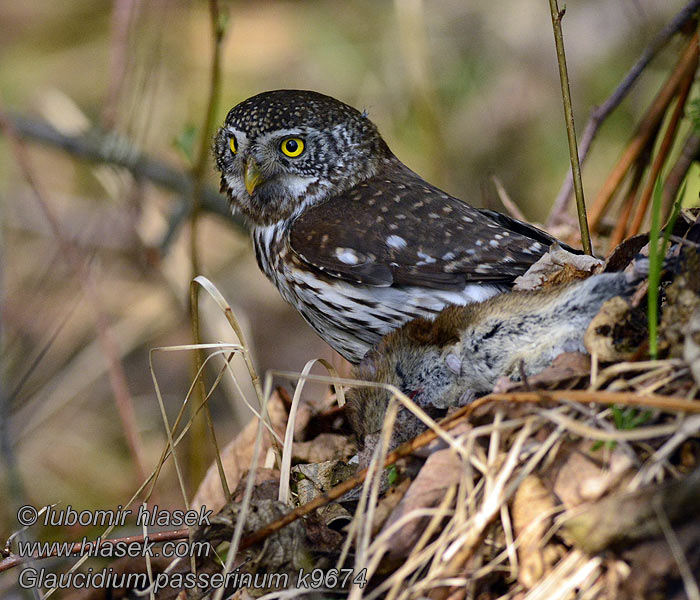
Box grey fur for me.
[347,272,634,445]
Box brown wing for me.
[289,165,572,290]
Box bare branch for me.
[548,0,700,227]
[3,112,246,233]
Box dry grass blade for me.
[523,551,602,600]
[212,376,273,600]
[193,275,265,409]
[278,358,345,505]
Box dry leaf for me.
[371,477,412,536]
[552,442,633,510]
[293,459,356,493]
[294,460,355,529]
[602,234,649,273]
[191,391,287,512]
[513,245,602,291]
[194,498,312,597]
[492,352,590,393]
[293,432,356,463]
[379,449,461,562]
[511,475,557,589]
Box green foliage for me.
[647,177,686,359]
[386,464,398,486]
[591,405,653,451]
[174,124,198,165]
[611,404,652,431]
[647,178,664,359]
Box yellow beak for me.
[244,159,264,196]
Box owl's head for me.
[214,90,392,226]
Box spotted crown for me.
[214,90,578,362]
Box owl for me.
[214,90,574,363]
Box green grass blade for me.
[647,177,664,359]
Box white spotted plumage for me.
[215,90,580,363]
[253,223,502,362]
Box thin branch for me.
[491,176,527,222]
[0,528,190,573]
[627,55,697,237]
[188,0,230,494]
[548,0,700,226]
[548,1,592,254]
[2,112,245,232]
[236,388,700,552]
[587,32,699,232]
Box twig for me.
[0,528,190,573]
[2,112,245,232]
[587,32,699,232]
[102,0,138,129]
[548,0,592,255]
[548,0,700,227]
[236,388,700,551]
[491,176,527,222]
[627,55,697,237]
[188,0,230,489]
[609,157,646,248]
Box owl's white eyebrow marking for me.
[335,247,360,265]
[257,128,307,145]
[224,127,248,143]
[386,235,407,249]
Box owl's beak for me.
[244,159,265,196]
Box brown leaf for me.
[551,442,633,511]
[492,352,590,393]
[230,468,280,502]
[511,475,557,589]
[293,432,356,463]
[513,245,602,291]
[379,449,461,562]
[191,392,287,512]
[371,477,412,536]
[603,234,649,272]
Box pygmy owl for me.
[215,90,574,363]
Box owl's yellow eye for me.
[229,136,237,154]
[280,137,304,157]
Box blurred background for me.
[0,0,694,577]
